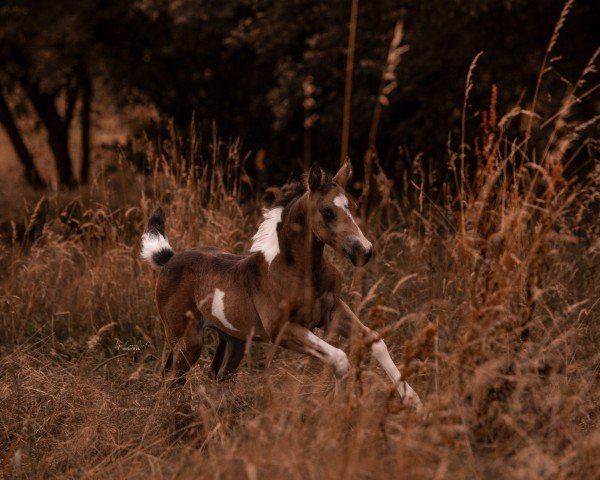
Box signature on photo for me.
[115,339,148,352]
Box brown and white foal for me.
[142,160,422,410]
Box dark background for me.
[0,0,598,191]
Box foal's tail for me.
[141,207,175,269]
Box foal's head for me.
[304,160,373,266]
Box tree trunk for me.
[49,124,76,188]
[22,81,76,188]
[0,87,45,189]
[80,68,92,183]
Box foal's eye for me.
[320,208,335,221]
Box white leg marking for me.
[333,194,372,250]
[304,330,349,378]
[211,288,239,332]
[371,340,422,410]
[250,207,283,266]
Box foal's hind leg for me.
[163,351,173,378]
[209,330,245,381]
[164,314,204,387]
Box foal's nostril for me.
[343,237,373,266]
[351,243,373,266]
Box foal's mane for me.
[251,171,336,261]
[275,180,305,208]
[274,172,335,209]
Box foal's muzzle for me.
[343,236,374,266]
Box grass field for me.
[1,108,599,478]
[1,6,599,476]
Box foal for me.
[142,160,422,410]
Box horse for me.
[141,160,422,411]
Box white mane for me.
[250,207,283,267]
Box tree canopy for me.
[0,0,597,188]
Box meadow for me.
[1,4,599,478]
[1,105,599,478]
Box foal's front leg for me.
[274,322,350,378]
[329,298,423,411]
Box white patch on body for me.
[304,330,349,378]
[211,288,238,332]
[333,194,372,251]
[371,339,422,411]
[250,207,283,266]
[141,232,172,266]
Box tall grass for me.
[1,9,599,480]
[1,110,598,478]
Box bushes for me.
[2,1,597,186]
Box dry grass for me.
[1,15,600,480]
[1,112,599,478]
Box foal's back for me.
[155,246,266,341]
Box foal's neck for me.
[279,194,324,274]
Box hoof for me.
[331,349,350,379]
[400,382,425,415]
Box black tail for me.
[141,207,175,268]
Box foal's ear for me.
[307,163,324,192]
[333,157,353,187]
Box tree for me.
[100,0,597,186]
[0,84,44,188]
[0,0,96,188]
[0,0,596,189]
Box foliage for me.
[0,2,598,477]
[0,0,597,188]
